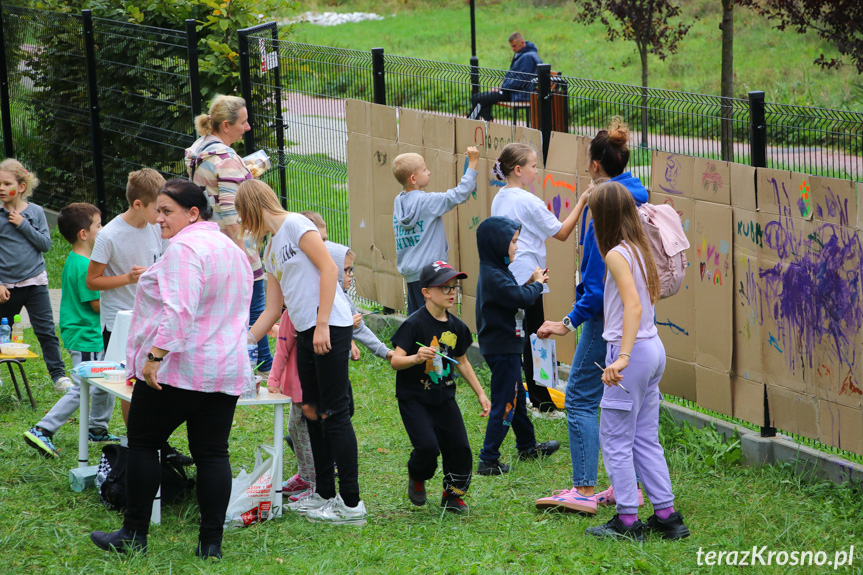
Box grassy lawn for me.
[282,0,860,111]
[1,318,861,574]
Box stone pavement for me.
[18,288,62,329]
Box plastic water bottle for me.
[11,315,24,343]
[0,318,10,344]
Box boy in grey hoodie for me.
[392,147,479,315]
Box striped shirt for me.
[127,221,253,395]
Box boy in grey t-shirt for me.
[392,147,479,315]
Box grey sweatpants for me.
[37,350,116,434]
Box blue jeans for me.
[565,313,605,487]
[480,354,536,463]
[250,279,273,372]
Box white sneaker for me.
[305,494,367,526]
[287,492,331,515]
[53,376,73,392]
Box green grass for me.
[281,0,860,111]
[1,321,862,573]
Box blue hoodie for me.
[501,41,542,102]
[476,217,544,355]
[566,172,649,327]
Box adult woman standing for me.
[90,180,252,558]
[185,95,273,374]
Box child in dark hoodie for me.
[475,216,560,476]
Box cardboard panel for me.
[457,158,489,298]
[397,142,423,159]
[732,247,764,383]
[353,263,376,302]
[347,133,374,268]
[544,131,581,174]
[693,202,733,371]
[733,207,764,257]
[398,108,424,146]
[577,136,593,179]
[459,294,477,334]
[651,151,694,197]
[370,137,400,207]
[436,152,460,272]
[858,183,863,231]
[513,126,544,169]
[345,98,370,134]
[810,175,857,227]
[693,158,731,205]
[369,103,398,140]
[652,193,695,362]
[455,118,488,158]
[423,113,455,152]
[729,162,756,211]
[756,168,808,218]
[732,376,764,427]
[766,386,818,440]
[819,400,863,456]
[696,365,732,417]
[376,273,406,312]
[659,357,696,401]
[485,121,513,161]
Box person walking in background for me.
[468,32,542,122]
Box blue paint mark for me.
[684,219,690,231]
[490,180,505,187]
[719,240,729,254]
[656,318,689,336]
[767,332,783,353]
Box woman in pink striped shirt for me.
[90,179,253,559]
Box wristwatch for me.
[146,352,164,363]
[562,316,577,333]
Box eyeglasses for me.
[343,266,354,276]
[436,284,462,295]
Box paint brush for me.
[594,361,630,394]
[415,342,459,365]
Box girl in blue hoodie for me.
[535,117,650,515]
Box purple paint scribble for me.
[552,195,562,219]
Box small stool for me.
[0,352,38,409]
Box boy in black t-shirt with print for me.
[390,261,491,514]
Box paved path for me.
[18,289,62,329]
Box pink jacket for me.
[267,309,301,401]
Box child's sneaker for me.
[518,440,561,460]
[289,487,313,503]
[585,514,646,542]
[477,459,510,476]
[282,473,311,495]
[441,491,469,514]
[53,376,73,392]
[288,492,331,514]
[535,487,597,515]
[23,427,59,458]
[595,485,645,507]
[646,511,691,540]
[88,428,121,444]
[305,494,367,526]
[408,477,426,506]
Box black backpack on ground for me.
[95,444,195,511]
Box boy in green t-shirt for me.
[23,203,119,458]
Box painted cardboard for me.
[659,357,697,402]
[756,168,808,218]
[435,152,460,273]
[456,158,489,298]
[819,400,863,456]
[544,131,581,174]
[693,157,731,205]
[695,365,732,417]
[347,132,374,268]
[809,175,857,227]
[369,103,398,140]
[398,108,424,146]
[455,118,488,158]
[651,151,694,198]
[732,376,765,427]
[652,193,695,362]
[485,121,514,161]
[513,126,544,169]
[577,136,593,180]
[732,247,764,384]
[766,386,818,440]
[858,183,863,231]
[345,98,370,134]
[459,294,477,334]
[370,137,400,209]
[423,113,455,152]
[729,162,757,211]
[693,202,733,372]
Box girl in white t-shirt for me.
[238,180,367,526]
[583,181,689,542]
[489,143,581,414]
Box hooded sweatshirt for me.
[393,168,478,282]
[476,217,544,356]
[501,41,542,101]
[566,171,649,328]
[325,241,392,359]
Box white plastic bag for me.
[224,444,282,528]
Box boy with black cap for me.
[390,261,491,514]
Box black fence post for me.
[372,47,385,105]
[537,63,552,164]
[0,4,15,158]
[271,25,288,209]
[185,19,201,119]
[470,56,479,99]
[238,27,255,153]
[82,10,106,215]
[749,91,767,168]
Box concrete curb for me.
[364,312,863,488]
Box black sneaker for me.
[162,443,194,466]
[585,514,646,542]
[90,526,148,554]
[408,477,426,506]
[441,491,470,514]
[195,541,223,559]
[646,511,691,540]
[518,440,561,460]
[477,459,510,476]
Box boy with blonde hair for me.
[393,147,479,315]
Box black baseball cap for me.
[420,261,468,288]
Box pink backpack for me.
[637,203,689,299]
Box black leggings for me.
[123,382,238,544]
[295,325,360,507]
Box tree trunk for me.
[639,45,648,149]
[720,0,734,161]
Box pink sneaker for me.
[595,485,645,507]
[535,488,597,515]
[282,474,311,495]
[289,487,313,503]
